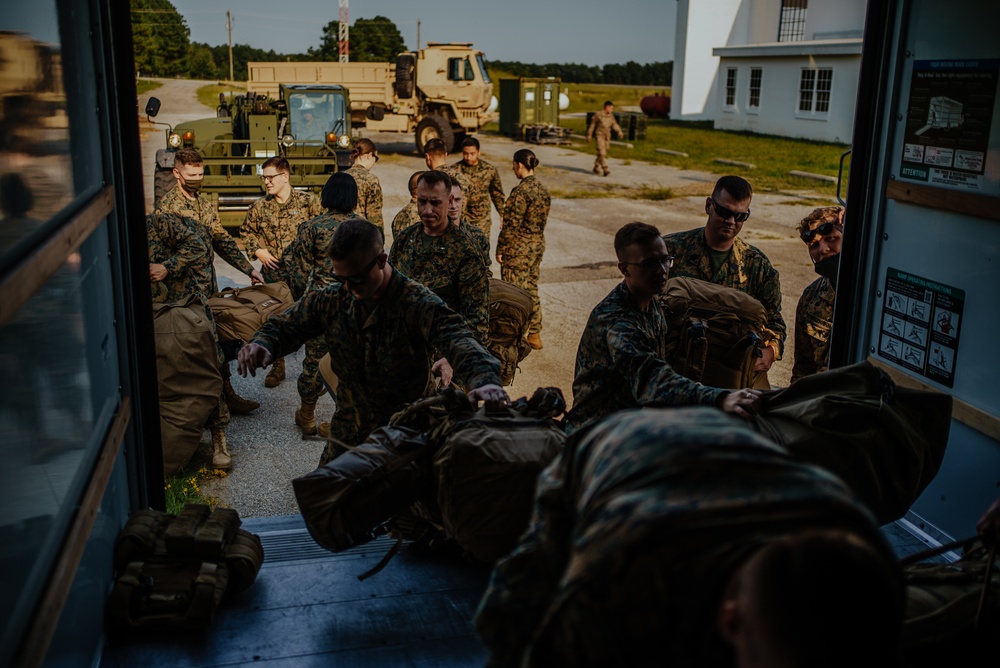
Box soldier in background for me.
[238,218,508,466]
[585,100,623,176]
[563,222,758,436]
[391,170,423,241]
[791,206,844,383]
[423,138,471,218]
[447,175,489,263]
[453,136,505,240]
[239,156,323,389]
[344,138,384,235]
[155,148,264,419]
[496,148,550,351]
[662,175,785,385]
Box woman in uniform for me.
[344,138,384,236]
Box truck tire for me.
[415,116,454,154]
[395,54,415,100]
[153,165,175,210]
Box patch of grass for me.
[560,83,671,114]
[196,82,247,111]
[136,79,162,96]
[549,186,623,199]
[635,186,674,201]
[165,462,228,515]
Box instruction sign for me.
[899,59,998,193]
[878,268,964,387]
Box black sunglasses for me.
[624,255,675,271]
[800,222,843,244]
[331,254,381,285]
[709,198,751,223]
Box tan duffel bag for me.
[208,282,294,343]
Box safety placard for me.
[878,268,964,387]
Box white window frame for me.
[747,67,762,113]
[797,66,832,119]
[724,67,738,111]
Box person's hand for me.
[237,342,272,377]
[249,269,264,285]
[431,357,454,387]
[255,248,280,271]
[976,495,1000,546]
[719,389,762,419]
[754,345,776,372]
[149,263,168,282]
[496,253,503,264]
[467,383,510,412]
[586,137,591,143]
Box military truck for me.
[146,84,353,229]
[247,43,496,154]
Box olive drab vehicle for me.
[145,84,352,230]
[247,43,497,154]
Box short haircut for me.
[261,156,290,174]
[350,137,377,162]
[447,174,462,190]
[513,148,539,171]
[173,148,203,167]
[614,221,662,261]
[328,217,383,260]
[461,136,480,150]
[423,138,447,156]
[797,206,844,238]
[407,171,424,196]
[712,175,753,202]
[321,171,359,213]
[416,169,451,193]
[604,100,614,107]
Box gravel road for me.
[138,79,837,517]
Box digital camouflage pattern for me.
[345,165,384,233]
[391,200,420,240]
[585,109,623,171]
[563,281,725,435]
[460,220,490,264]
[239,189,323,283]
[249,270,501,465]
[476,406,885,667]
[389,222,491,345]
[454,158,505,236]
[791,276,835,384]
[662,227,787,358]
[497,175,550,335]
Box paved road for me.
[139,79,835,517]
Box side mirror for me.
[145,97,161,118]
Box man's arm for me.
[415,288,502,391]
[489,165,506,214]
[456,246,492,346]
[239,200,265,259]
[248,288,328,361]
[148,214,207,277]
[750,256,787,360]
[206,203,256,277]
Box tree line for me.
[131,0,671,86]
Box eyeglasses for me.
[331,254,382,285]
[261,173,287,183]
[624,255,674,271]
[800,222,843,244]
[709,198,751,223]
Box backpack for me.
[208,282,294,343]
[660,276,769,390]
[487,278,533,386]
[106,504,264,631]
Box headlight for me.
[168,133,181,148]
[337,134,350,148]
[281,134,295,148]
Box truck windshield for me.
[288,91,346,141]
[477,54,491,84]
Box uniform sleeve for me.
[586,113,597,140]
[283,223,312,300]
[498,185,526,255]
[250,289,328,358]
[208,205,255,276]
[417,292,501,389]
[239,200,265,257]
[489,166,506,214]
[791,293,817,384]
[155,217,206,275]
[368,176,384,232]
[753,259,787,359]
[456,249,491,346]
[611,117,624,136]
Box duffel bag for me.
[488,278,534,386]
[208,282,294,343]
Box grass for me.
[136,79,162,96]
[560,83,671,115]
[164,458,228,515]
[196,82,248,111]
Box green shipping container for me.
[499,77,562,136]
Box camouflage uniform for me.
[250,269,502,465]
[454,158,505,238]
[391,200,420,241]
[281,210,361,402]
[239,189,323,284]
[563,281,725,435]
[460,220,490,265]
[389,222,491,346]
[439,164,473,218]
[476,406,888,667]
[497,175,550,335]
[585,109,623,173]
[662,227,786,358]
[791,276,835,383]
[345,165,384,234]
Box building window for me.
[748,67,762,109]
[725,68,738,108]
[778,0,808,42]
[799,67,832,115]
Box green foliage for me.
[488,59,672,86]
[559,83,670,114]
[136,79,163,95]
[131,0,190,77]
[196,82,245,110]
[309,15,407,62]
[164,466,226,515]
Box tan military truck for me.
[247,43,496,153]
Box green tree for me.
[187,43,219,80]
[131,0,190,77]
[309,15,407,62]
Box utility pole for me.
[417,18,421,51]
[338,0,349,63]
[227,10,234,81]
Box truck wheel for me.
[153,165,175,209]
[415,116,454,154]
[395,54,415,99]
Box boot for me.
[593,165,601,175]
[317,421,331,438]
[526,332,543,350]
[603,167,611,176]
[224,377,260,414]
[211,428,232,469]
[295,400,318,437]
[264,357,285,388]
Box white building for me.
[672,0,866,143]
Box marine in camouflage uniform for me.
[563,281,727,435]
[440,164,472,217]
[454,157,505,237]
[389,221,491,346]
[391,200,420,240]
[240,189,323,284]
[249,268,502,466]
[792,277,834,383]
[585,103,623,176]
[345,165,384,234]
[497,174,550,336]
[475,407,896,667]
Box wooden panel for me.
[886,179,1000,222]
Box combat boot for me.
[224,377,260,414]
[593,165,601,175]
[211,428,232,469]
[295,399,318,437]
[603,167,611,176]
[264,357,285,388]
[526,332,543,350]
[317,421,331,438]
